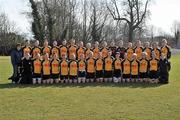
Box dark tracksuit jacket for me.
[159,59,171,84]
[10,48,22,82]
[21,58,33,84]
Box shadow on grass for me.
[0,82,165,89]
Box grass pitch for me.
[0,56,180,120]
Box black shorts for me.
[51,74,59,79]
[104,71,113,78]
[86,73,95,79]
[60,75,68,80]
[33,73,41,78]
[122,74,130,79]
[42,75,50,80]
[78,71,86,77]
[69,75,78,80]
[96,70,103,78]
[131,75,138,78]
[140,72,148,78]
[114,70,121,78]
[149,71,158,79]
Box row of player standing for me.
[21,38,171,61]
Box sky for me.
[0,0,180,38]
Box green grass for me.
[0,56,180,120]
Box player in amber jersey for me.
[22,40,31,57]
[93,41,100,59]
[50,54,60,84]
[78,54,86,83]
[101,41,109,58]
[69,54,78,83]
[95,52,104,83]
[152,42,161,60]
[85,43,93,59]
[86,51,95,83]
[143,42,152,60]
[104,51,114,83]
[42,39,51,55]
[60,54,69,83]
[126,42,134,61]
[31,40,41,59]
[139,52,149,83]
[121,53,131,83]
[149,52,159,83]
[161,39,171,59]
[77,41,86,60]
[59,40,68,58]
[68,39,77,60]
[134,40,143,60]
[113,52,122,83]
[51,40,60,58]
[32,53,42,84]
[130,53,140,82]
[42,53,51,84]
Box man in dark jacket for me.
[9,43,22,83]
[159,54,171,84]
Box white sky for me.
[0,0,180,38]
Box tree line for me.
[29,0,151,44]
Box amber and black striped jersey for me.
[22,46,31,57]
[126,47,134,60]
[130,59,140,75]
[101,47,109,58]
[42,60,51,75]
[69,60,78,76]
[78,60,86,71]
[51,46,60,57]
[85,48,93,59]
[86,58,95,73]
[95,58,104,71]
[139,58,149,73]
[42,46,51,55]
[134,47,143,60]
[149,58,159,71]
[161,45,171,59]
[77,47,86,60]
[113,58,122,70]
[59,45,68,58]
[68,45,77,59]
[93,47,100,59]
[104,56,114,71]
[51,59,60,74]
[121,59,131,75]
[153,48,161,60]
[143,47,152,60]
[60,60,69,76]
[31,46,41,58]
[32,59,42,74]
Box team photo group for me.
[10,38,171,85]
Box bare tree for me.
[107,0,150,42]
[172,21,180,45]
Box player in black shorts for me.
[78,54,86,83]
[139,52,149,83]
[113,52,122,83]
[95,52,104,83]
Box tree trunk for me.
[128,27,134,42]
